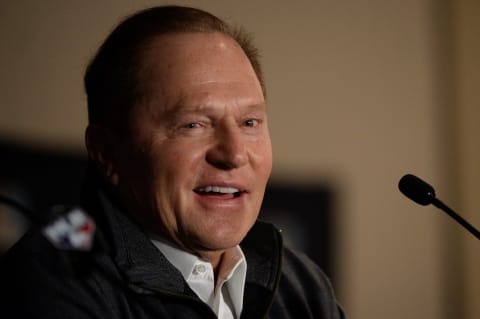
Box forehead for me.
[129,32,265,120]
[137,32,264,107]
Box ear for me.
[85,124,120,186]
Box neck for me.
[197,249,225,275]
[199,246,243,286]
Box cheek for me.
[165,143,200,170]
[263,142,273,172]
[254,136,273,177]
[151,143,204,195]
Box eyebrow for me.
[163,100,267,119]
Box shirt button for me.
[193,264,207,275]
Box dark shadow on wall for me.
[261,183,335,279]
[0,141,88,218]
[0,140,335,280]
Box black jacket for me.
[0,188,345,319]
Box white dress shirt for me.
[151,238,247,319]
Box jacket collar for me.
[85,186,283,301]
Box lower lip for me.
[193,191,247,207]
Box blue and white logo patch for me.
[43,208,96,251]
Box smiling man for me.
[91,31,273,271]
[0,6,344,319]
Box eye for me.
[184,122,202,129]
[244,119,259,127]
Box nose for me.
[206,124,248,170]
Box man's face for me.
[111,32,272,255]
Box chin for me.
[189,213,258,252]
[205,235,241,250]
[196,228,247,252]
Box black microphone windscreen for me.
[398,174,436,206]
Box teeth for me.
[198,186,240,194]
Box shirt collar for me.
[150,238,202,282]
[150,236,247,317]
[221,248,247,316]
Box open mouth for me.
[194,186,244,198]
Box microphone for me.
[398,174,479,240]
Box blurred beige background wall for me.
[0,1,478,318]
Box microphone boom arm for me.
[432,197,480,240]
